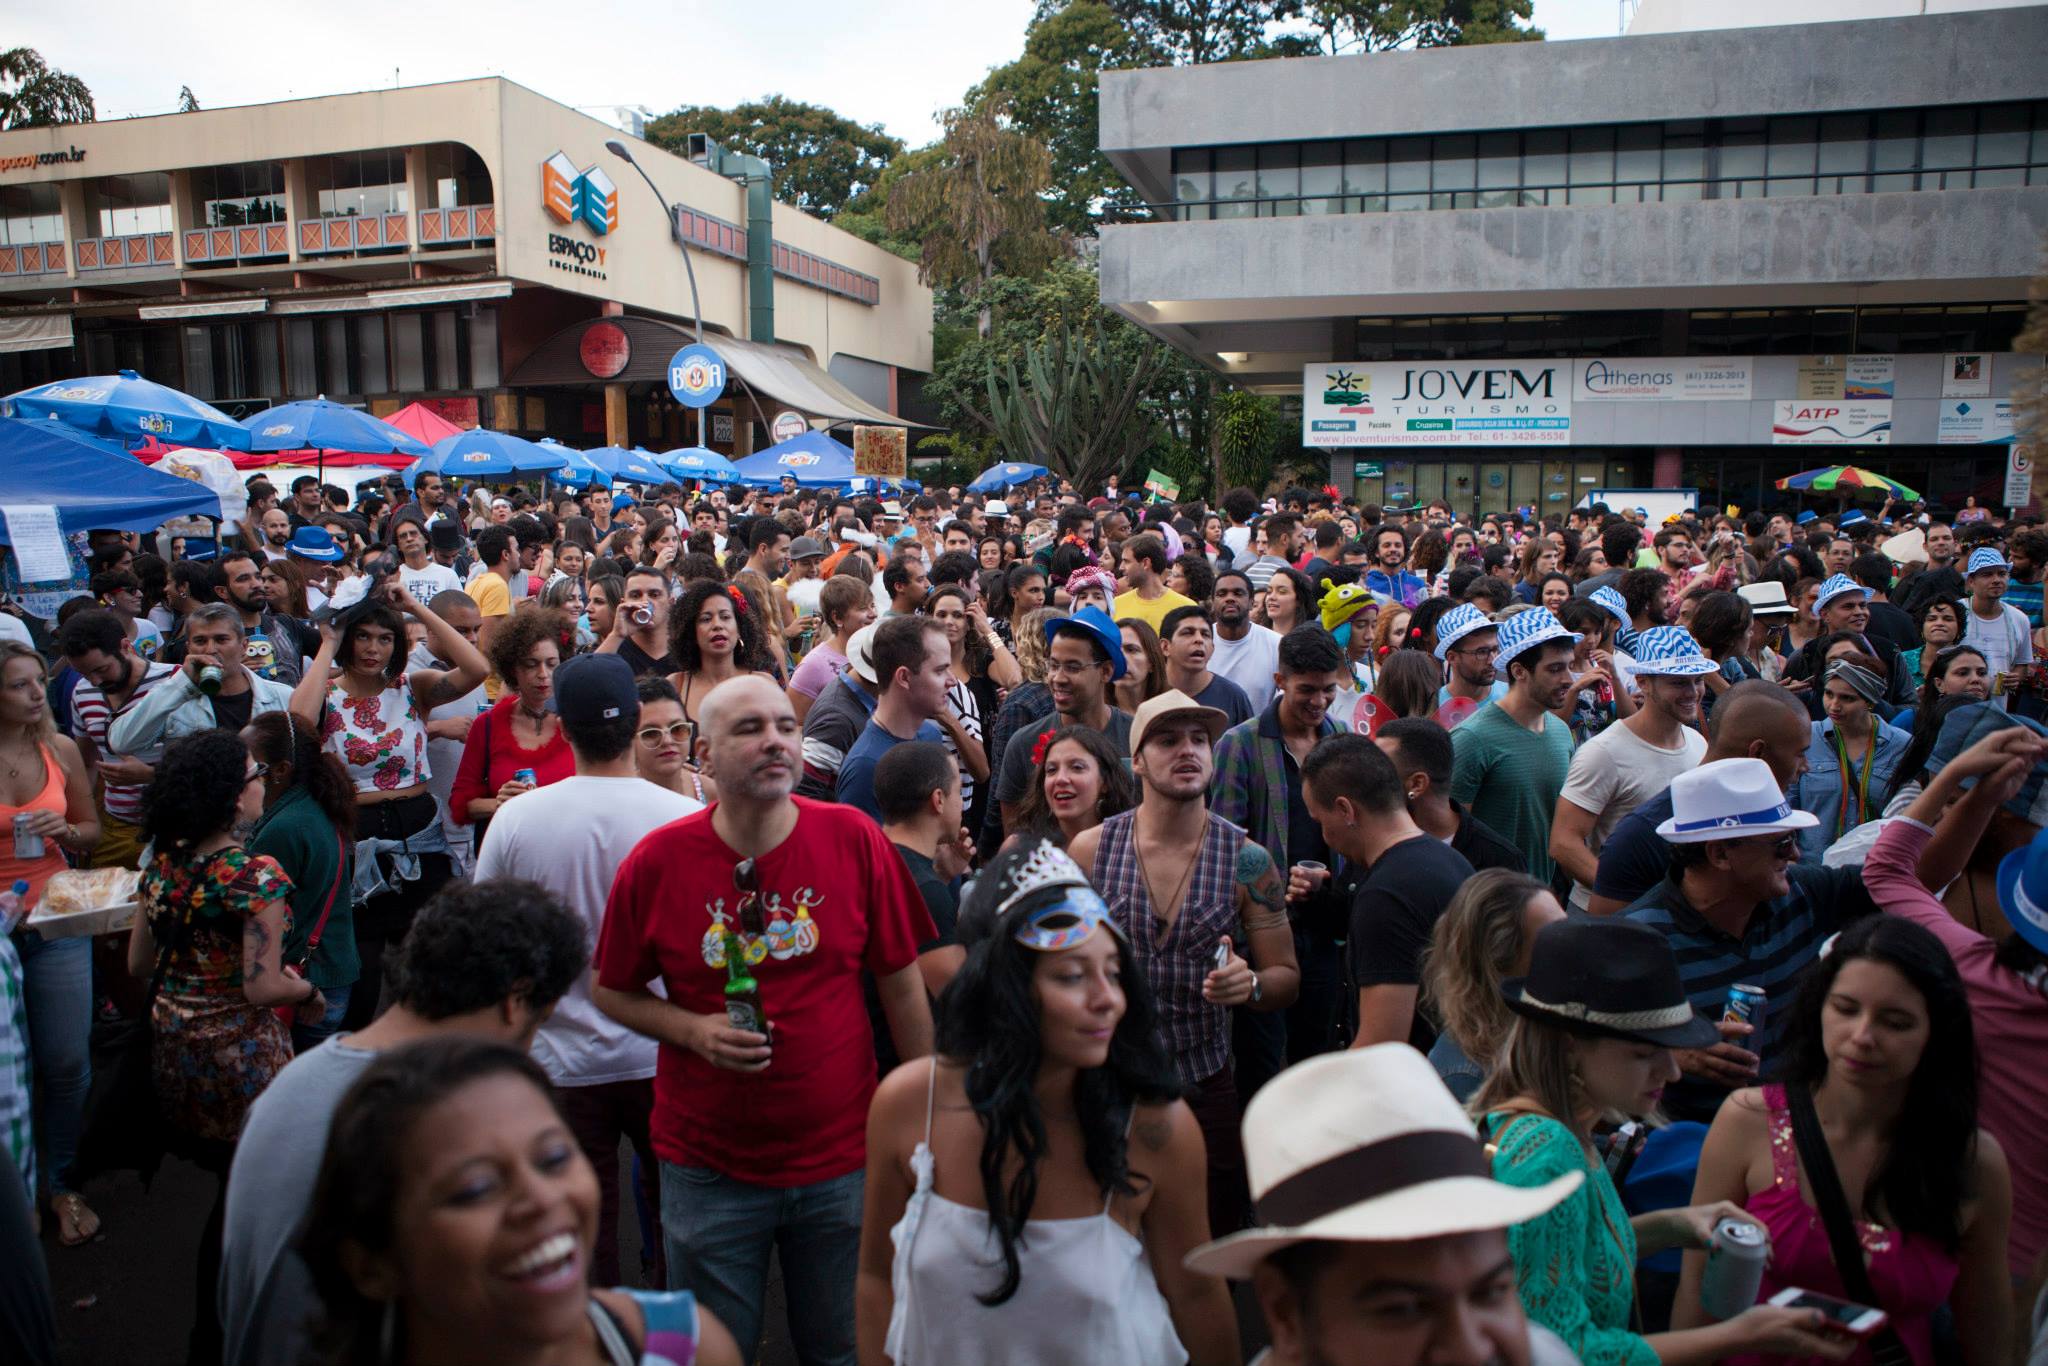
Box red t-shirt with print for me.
[595,796,934,1187]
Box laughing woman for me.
[299,1037,742,1366]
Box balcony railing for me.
[75,232,174,271]
[0,241,65,276]
[298,211,412,256]
[416,204,495,247]
[182,222,291,264]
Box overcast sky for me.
[18,0,1628,145]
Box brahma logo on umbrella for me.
[542,152,618,236]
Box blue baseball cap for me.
[612,492,637,512]
[1999,828,2048,956]
[1043,604,1127,681]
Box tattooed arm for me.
[241,897,318,1012]
[1204,841,1298,1012]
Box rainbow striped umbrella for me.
[1773,465,1919,502]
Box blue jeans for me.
[659,1161,863,1366]
[13,931,89,1196]
[289,982,351,1055]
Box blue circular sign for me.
[666,343,727,409]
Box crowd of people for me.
[3,463,2048,1366]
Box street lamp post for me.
[605,139,709,450]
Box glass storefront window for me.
[89,173,173,236]
[0,183,61,244]
[311,149,410,218]
[193,162,286,227]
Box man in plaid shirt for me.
[1213,626,1351,1091]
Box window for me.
[1174,149,1212,221]
[1213,147,1255,219]
[1344,139,1385,212]
[311,149,410,218]
[1300,143,1343,215]
[1387,137,1429,211]
[1567,127,1614,205]
[1522,130,1566,204]
[0,183,61,245]
[1476,132,1519,207]
[422,144,492,209]
[192,163,286,228]
[1257,144,1299,216]
[1431,134,1475,210]
[89,173,172,236]
[1816,115,1869,194]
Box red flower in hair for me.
[1031,729,1055,767]
[726,585,748,614]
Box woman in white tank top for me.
[854,839,1241,1366]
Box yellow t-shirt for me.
[1112,587,1197,634]
[470,572,510,698]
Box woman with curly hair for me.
[731,569,788,679]
[1004,726,1135,851]
[664,578,776,756]
[449,605,576,840]
[129,729,325,1360]
[856,840,1234,1366]
[291,583,489,1032]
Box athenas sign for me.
[1302,362,1571,447]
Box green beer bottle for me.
[722,929,769,1043]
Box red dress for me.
[447,695,575,825]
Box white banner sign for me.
[1943,353,1992,398]
[0,504,71,582]
[1573,357,1752,402]
[1937,399,2015,445]
[1770,401,1893,445]
[1302,362,1570,447]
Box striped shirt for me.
[1622,864,1874,1125]
[71,661,177,823]
[1091,809,1245,1087]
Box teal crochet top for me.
[1488,1112,1657,1366]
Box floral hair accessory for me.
[725,585,749,614]
[1031,729,1055,767]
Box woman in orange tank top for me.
[0,641,103,1246]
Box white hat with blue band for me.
[1655,757,1819,844]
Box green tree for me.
[646,95,903,222]
[835,143,942,262]
[885,98,1063,338]
[176,85,200,112]
[1298,0,1541,52]
[1098,0,1313,64]
[0,48,94,130]
[973,1,1155,234]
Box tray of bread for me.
[24,868,141,940]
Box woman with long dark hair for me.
[1005,726,1136,851]
[664,579,776,754]
[298,1036,742,1366]
[1899,598,1964,691]
[1253,566,1314,637]
[1691,589,1756,721]
[243,709,359,1053]
[1889,642,1989,740]
[1674,915,2011,1363]
[1115,619,1167,715]
[855,841,1233,1365]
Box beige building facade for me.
[0,78,933,452]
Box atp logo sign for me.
[542,152,618,236]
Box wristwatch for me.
[1248,971,1262,1005]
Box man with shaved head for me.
[1586,680,1814,915]
[594,675,936,1365]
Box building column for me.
[56,179,86,281]
[167,169,194,267]
[284,158,313,263]
[1653,447,1683,487]
[604,382,629,448]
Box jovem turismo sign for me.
[1303,362,1571,448]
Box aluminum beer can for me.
[1723,982,1766,1029]
[12,812,44,861]
[1699,1216,1768,1320]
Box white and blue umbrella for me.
[731,430,857,488]
[590,445,680,485]
[6,369,253,450]
[966,461,1050,494]
[658,445,742,484]
[539,440,614,490]
[242,397,431,458]
[406,429,569,486]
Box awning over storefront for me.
[0,313,72,354]
[504,314,929,428]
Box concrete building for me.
[0,78,931,452]
[1098,5,2048,517]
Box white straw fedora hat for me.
[1183,1044,1581,1280]
[1654,756,1818,844]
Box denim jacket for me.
[106,668,296,754]
[1789,717,1914,861]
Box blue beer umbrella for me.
[587,445,680,485]
[6,369,253,450]
[241,397,432,458]
[407,429,570,486]
[540,440,614,490]
[732,430,858,488]
[966,461,1050,494]
[0,417,224,538]
[656,446,741,484]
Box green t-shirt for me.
[1450,701,1575,884]
[249,787,358,991]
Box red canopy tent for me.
[381,401,467,445]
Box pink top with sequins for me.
[1726,1084,1957,1366]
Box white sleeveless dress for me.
[885,1059,1188,1366]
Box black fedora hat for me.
[1500,919,1719,1049]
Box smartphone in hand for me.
[1766,1287,1888,1336]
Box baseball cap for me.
[546,652,638,726]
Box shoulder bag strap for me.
[1785,1083,1914,1366]
[585,1294,640,1366]
[301,831,347,954]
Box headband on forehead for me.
[1824,659,1885,707]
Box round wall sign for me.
[771,410,808,443]
[666,343,727,409]
[579,322,631,380]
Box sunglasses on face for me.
[636,721,691,747]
